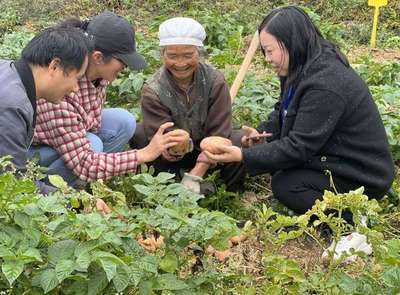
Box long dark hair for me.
[258,6,348,90]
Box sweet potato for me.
[200,136,232,154]
[214,249,231,262]
[138,235,164,252]
[230,234,247,245]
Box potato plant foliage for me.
[0,159,241,294]
[0,0,399,293]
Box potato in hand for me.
[168,129,191,156]
[200,136,232,154]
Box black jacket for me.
[242,47,395,192]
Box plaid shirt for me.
[34,76,138,182]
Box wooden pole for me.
[230,30,259,103]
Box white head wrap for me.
[159,17,206,47]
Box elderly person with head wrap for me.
[130,17,244,194]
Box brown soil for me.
[224,237,265,278]
[345,46,400,62]
[279,237,324,273]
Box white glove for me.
[180,172,203,194]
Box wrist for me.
[190,162,210,177]
[136,147,150,164]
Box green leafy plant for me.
[353,56,400,87]
[0,31,34,59]
[0,8,18,37]
[0,159,240,294]
[262,255,306,294]
[229,71,280,126]
[370,85,400,161]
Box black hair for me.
[258,6,348,89]
[21,26,92,72]
[58,17,112,61]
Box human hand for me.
[241,125,271,147]
[196,151,216,166]
[167,129,193,156]
[203,145,243,163]
[200,136,232,154]
[137,122,186,163]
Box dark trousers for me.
[271,168,387,215]
[130,124,246,192]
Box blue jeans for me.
[28,108,136,186]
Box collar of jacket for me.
[13,58,37,127]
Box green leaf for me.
[2,260,24,285]
[137,255,159,274]
[48,175,69,191]
[264,285,281,295]
[40,269,59,293]
[138,280,153,295]
[23,203,42,216]
[38,195,66,213]
[22,248,42,262]
[0,246,14,258]
[88,264,108,295]
[159,254,178,273]
[98,258,117,282]
[382,266,400,287]
[155,172,175,184]
[134,184,152,196]
[48,240,76,265]
[112,266,130,292]
[103,231,122,246]
[129,263,143,287]
[23,228,41,247]
[85,226,105,240]
[14,211,31,228]
[93,251,126,265]
[152,273,188,290]
[62,280,88,295]
[74,240,104,257]
[55,259,75,282]
[75,251,91,272]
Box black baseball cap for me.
[87,11,146,70]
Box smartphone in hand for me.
[246,133,272,140]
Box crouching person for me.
[0,25,90,194]
[30,12,185,187]
[130,17,245,194]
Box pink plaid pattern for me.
[34,76,137,182]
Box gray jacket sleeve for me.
[0,106,31,171]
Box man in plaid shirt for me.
[30,12,184,186]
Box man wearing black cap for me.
[29,11,181,186]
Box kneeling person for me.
[130,17,244,193]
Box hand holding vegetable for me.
[203,144,243,163]
[168,129,193,156]
[137,122,186,163]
